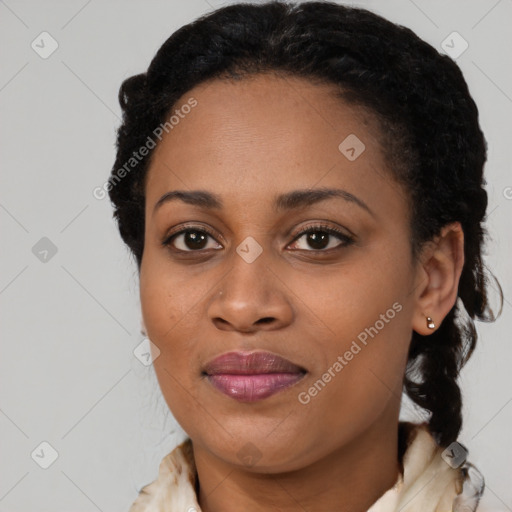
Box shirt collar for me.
[129,422,484,512]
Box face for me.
[140,73,421,472]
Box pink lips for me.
[203,351,306,402]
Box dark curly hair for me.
[108,1,502,447]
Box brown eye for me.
[288,225,354,252]
[163,228,222,252]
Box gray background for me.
[1,0,511,510]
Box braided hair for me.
[108,1,502,447]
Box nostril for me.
[258,317,274,324]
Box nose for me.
[207,254,294,333]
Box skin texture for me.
[139,73,464,512]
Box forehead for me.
[144,73,393,210]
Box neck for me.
[193,412,402,512]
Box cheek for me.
[139,253,200,339]
[140,281,177,340]
[294,312,411,446]
[291,251,412,408]
[288,248,411,344]
[139,260,202,420]
[139,255,212,382]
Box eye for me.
[288,224,355,252]
[162,226,222,252]
[162,223,355,254]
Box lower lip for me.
[206,373,305,402]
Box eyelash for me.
[161,223,355,254]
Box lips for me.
[203,351,307,402]
[203,351,306,375]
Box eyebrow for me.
[152,187,374,217]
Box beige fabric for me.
[130,438,200,512]
[129,423,477,512]
[366,424,463,512]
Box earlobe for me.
[412,222,465,336]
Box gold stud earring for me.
[426,316,435,329]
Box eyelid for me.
[162,221,355,253]
[290,222,354,243]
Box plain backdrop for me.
[1,0,511,510]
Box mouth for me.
[202,350,307,402]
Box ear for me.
[412,222,465,335]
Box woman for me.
[108,2,502,510]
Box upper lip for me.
[203,351,307,375]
